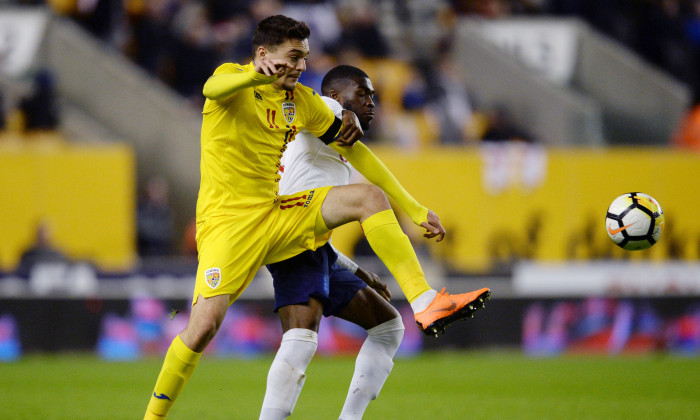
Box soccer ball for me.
[605,192,664,250]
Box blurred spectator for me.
[122,0,177,77]
[335,0,389,58]
[221,0,283,63]
[207,0,250,23]
[401,69,429,111]
[212,13,259,64]
[481,105,532,143]
[0,90,5,131]
[249,0,283,22]
[686,0,700,46]
[421,54,478,145]
[72,0,121,41]
[137,176,175,257]
[392,65,437,148]
[18,69,60,132]
[165,1,219,105]
[672,103,700,150]
[16,221,69,278]
[343,56,427,146]
[637,0,699,97]
[297,51,336,92]
[181,217,198,258]
[281,0,341,54]
[683,0,700,97]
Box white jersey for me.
[279,96,353,195]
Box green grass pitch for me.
[2,351,699,419]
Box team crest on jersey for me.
[204,268,221,289]
[282,102,296,124]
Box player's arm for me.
[309,96,364,148]
[314,109,364,146]
[330,244,391,302]
[329,140,423,223]
[337,110,363,146]
[202,59,290,102]
[356,267,391,302]
[328,140,444,240]
[331,243,359,273]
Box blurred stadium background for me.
[1,0,700,418]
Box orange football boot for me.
[414,287,491,337]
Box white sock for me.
[410,289,438,313]
[260,328,318,420]
[339,317,405,420]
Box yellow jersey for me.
[196,62,341,220]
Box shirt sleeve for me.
[329,243,359,273]
[202,62,276,102]
[322,96,344,118]
[306,90,342,144]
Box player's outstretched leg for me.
[413,287,491,337]
[359,209,491,335]
[322,184,490,336]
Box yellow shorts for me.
[193,186,333,306]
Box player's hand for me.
[355,267,391,302]
[255,57,293,78]
[337,109,363,146]
[421,209,446,242]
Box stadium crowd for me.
[4,0,700,148]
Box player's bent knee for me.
[363,184,388,204]
[368,317,405,354]
[365,287,401,321]
[182,304,227,351]
[181,318,221,352]
[358,184,390,215]
[386,306,401,322]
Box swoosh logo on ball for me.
[608,223,635,235]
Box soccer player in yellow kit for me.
[144,15,489,419]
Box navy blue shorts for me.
[266,242,367,317]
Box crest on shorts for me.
[205,268,221,289]
[282,102,296,124]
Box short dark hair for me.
[321,65,370,96]
[252,15,311,58]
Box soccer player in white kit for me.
[260,65,490,420]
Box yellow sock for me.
[361,209,431,302]
[144,335,202,419]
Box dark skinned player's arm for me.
[329,141,429,226]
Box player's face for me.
[266,38,309,91]
[338,77,375,130]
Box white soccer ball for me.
[605,192,664,250]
